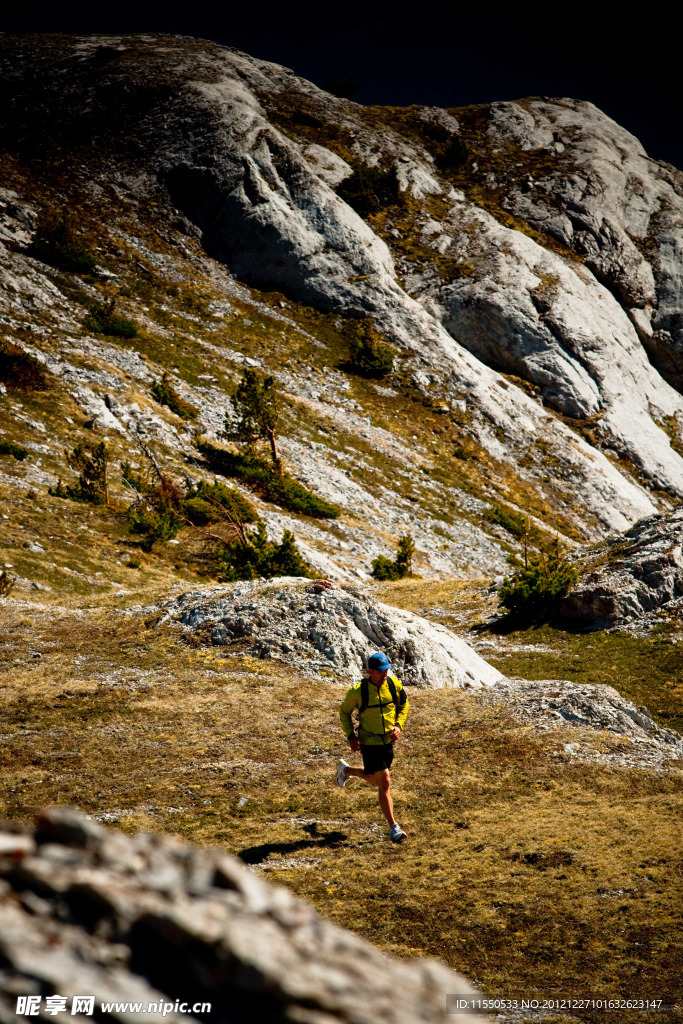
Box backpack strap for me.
[359,677,370,716]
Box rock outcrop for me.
[560,505,683,628]
[163,578,503,688]
[487,99,683,393]
[485,678,683,764]
[0,807,482,1024]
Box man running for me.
[336,652,409,843]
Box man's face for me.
[368,667,388,686]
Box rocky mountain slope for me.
[2,33,683,596]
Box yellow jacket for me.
[339,673,409,746]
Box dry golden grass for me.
[1,601,681,1023]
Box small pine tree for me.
[31,211,97,274]
[52,440,110,504]
[347,319,395,379]
[214,522,314,582]
[85,299,137,339]
[371,534,416,581]
[498,540,578,617]
[0,339,49,391]
[226,369,282,474]
[394,535,415,577]
[126,478,184,551]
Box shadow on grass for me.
[238,828,348,865]
[473,611,608,636]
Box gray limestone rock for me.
[0,808,483,1024]
[162,578,503,688]
[560,504,683,628]
[485,678,683,763]
[486,98,683,393]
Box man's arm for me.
[395,684,409,733]
[339,686,360,742]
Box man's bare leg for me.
[344,766,395,826]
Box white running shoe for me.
[389,823,406,843]
[336,759,349,788]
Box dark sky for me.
[4,2,683,169]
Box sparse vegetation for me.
[182,479,258,527]
[85,299,138,338]
[345,319,396,379]
[0,339,49,391]
[151,372,198,420]
[0,605,680,1019]
[337,162,402,217]
[499,541,578,617]
[371,534,416,580]
[214,521,315,581]
[0,439,29,460]
[197,439,341,519]
[30,210,96,274]
[485,503,527,539]
[51,440,110,505]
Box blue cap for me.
[368,652,390,671]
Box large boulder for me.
[0,808,483,1024]
[162,578,503,688]
[560,505,683,628]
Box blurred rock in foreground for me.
[0,808,482,1024]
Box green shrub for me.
[196,440,341,519]
[0,439,30,460]
[337,163,402,217]
[214,521,315,581]
[126,505,181,551]
[183,479,258,526]
[226,368,281,471]
[346,319,395,379]
[434,138,469,170]
[485,503,527,539]
[0,339,49,391]
[498,543,578,617]
[371,535,415,580]
[120,461,149,494]
[85,299,137,339]
[51,440,110,505]
[30,211,96,274]
[126,478,184,551]
[151,372,198,420]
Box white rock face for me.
[415,201,683,493]
[163,578,503,688]
[487,98,683,392]
[561,505,683,628]
[302,143,353,187]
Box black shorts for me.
[361,743,394,775]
